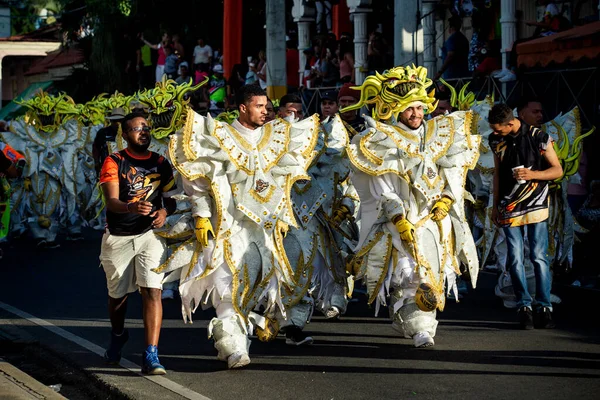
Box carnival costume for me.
[153,109,320,367]
[344,66,480,347]
[0,92,83,243]
[265,114,357,340]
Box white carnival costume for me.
[154,109,319,367]
[272,114,357,334]
[1,93,83,242]
[344,66,480,347]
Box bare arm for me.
[513,140,564,181]
[143,38,159,50]
[537,141,563,180]
[101,181,153,215]
[435,51,455,79]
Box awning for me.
[0,81,53,120]
[517,21,600,68]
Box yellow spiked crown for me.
[340,65,438,121]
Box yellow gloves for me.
[431,197,453,221]
[24,177,32,191]
[194,217,214,247]
[332,204,351,224]
[394,217,415,242]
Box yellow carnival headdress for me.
[439,79,476,111]
[340,65,438,121]
[138,76,207,139]
[18,91,79,133]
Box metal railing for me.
[432,68,598,130]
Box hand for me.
[431,197,453,221]
[150,208,167,229]
[513,167,536,181]
[433,71,442,81]
[491,207,500,227]
[195,217,214,247]
[128,201,153,216]
[332,205,350,224]
[24,177,32,191]
[395,217,415,242]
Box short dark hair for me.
[280,94,302,107]
[121,112,147,132]
[516,97,542,113]
[488,104,515,125]
[237,84,267,108]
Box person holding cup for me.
[488,104,563,330]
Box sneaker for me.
[227,351,251,369]
[285,326,314,346]
[324,306,340,319]
[161,289,175,300]
[518,306,534,330]
[104,329,129,364]
[142,345,166,375]
[534,307,556,329]
[413,331,434,348]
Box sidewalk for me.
[0,358,67,400]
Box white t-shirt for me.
[193,45,213,64]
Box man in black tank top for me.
[99,113,177,375]
[489,104,563,330]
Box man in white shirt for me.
[193,38,213,73]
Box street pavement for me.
[1,230,599,400]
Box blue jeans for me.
[503,221,552,310]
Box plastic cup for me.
[512,165,526,184]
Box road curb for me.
[0,358,67,400]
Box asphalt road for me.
[1,230,599,400]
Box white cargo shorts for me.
[99,230,166,298]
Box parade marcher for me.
[4,92,82,248]
[273,112,356,346]
[344,65,480,348]
[277,93,304,120]
[99,113,177,375]
[320,90,339,120]
[488,104,563,330]
[337,83,365,136]
[265,98,276,122]
[0,146,23,250]
[93,107,126,176]
[154,85,320,368]
[517,98,544,127]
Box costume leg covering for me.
[209,303,251,368]
[390,287,438,338]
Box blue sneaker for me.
[104,329,129,364]
[142,345,166,375]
